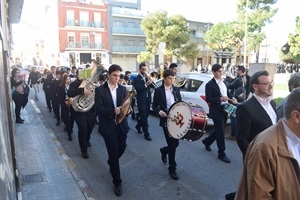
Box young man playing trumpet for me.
[132,62,153,141]
[152,69,182,180]
[95,64,129,196]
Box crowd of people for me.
[10,62,300,198]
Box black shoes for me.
[218,155,231,163]
[68,135,72,141]
[56,120,60,126]
[160,148,167,163]
[169,171,179,180]
[82,152,89,159]
[144,134,152,141]
[87,142,92,147]
[202,140,212,151]
[135,125,142,134]
[114,184,122,196]
[16,119,24,124]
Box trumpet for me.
[37,75,47,82]
[145,70,159,88]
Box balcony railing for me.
[65,20,104,28]
[66,42,103,49]
[112,27,145,35]
[112,7,148,18]
[112,45,146,53]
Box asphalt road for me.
[30,86,243,200]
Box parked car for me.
[150,72,230,126]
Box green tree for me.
[280,17,300,63]
[140,10,199,62]
[137,51,151,63]
[204,21,244,64]
[237,0,278,63]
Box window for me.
[113,39,124,46]
[91,0,104,5]
[128,22,134,28]
[190,79,203,92]
[80,11,89,26]
[62,0,76,2]
[113,21,124,27]
[81,35,89,48]
[128,40,135,46]
[67,34,75,47]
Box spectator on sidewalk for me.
[235,88,300,200]
[27,66,41,101]
[11,68,29,123]
[277,73,300,119]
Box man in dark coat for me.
[95,64,129,196]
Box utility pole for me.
[243,0,248,67]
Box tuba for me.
[71,60,106,112]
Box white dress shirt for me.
[253,94,277,125]
[283,119,300,166]
[108,83,118,108]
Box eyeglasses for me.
[257,81,274,86]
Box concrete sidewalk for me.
[14,99,87,200]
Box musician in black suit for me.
[152,69,182,180]
[132,62,153,141]
[67,64,95,159]
[43,65,56,112]
[224,71,278,200]
[95,64,129,196]
[202,64,237,163]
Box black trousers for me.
[203,112,228,156]
[74,111,95,153]
[103,126,127,186]
[136,102,150,135]
[61,103,72,135]
[44,89,53,109]
[52,96,60,121]
[162,127,179,172]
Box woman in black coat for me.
[11,68,29,123]
[57,75,73,141]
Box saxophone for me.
[71,60,106,112]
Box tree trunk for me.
[255,46,260,63]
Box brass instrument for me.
[115,90,136,124]
[37,75,47,82]
[71,60,106,112]
[65,97,73,107]
[174,76,187,87]
[145,70,159,88]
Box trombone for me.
[145,70,159,88]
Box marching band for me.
[23,61,208,196]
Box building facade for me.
[107,0,147,72]
[58,0,109,67]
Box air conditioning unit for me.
[89,31,95,36]
[74,20,79,26]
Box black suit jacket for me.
[152,85,182,127]
[95,82,129,136]
[236,96,277,157]
[132,74,151,105]
[205,78,232,119]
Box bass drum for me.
[166,101,207,141]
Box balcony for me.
[65,20,104,28]
[112,27,145,35]
[112,45,146,53]
[112,7,148,18]
[66,42,103,49]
